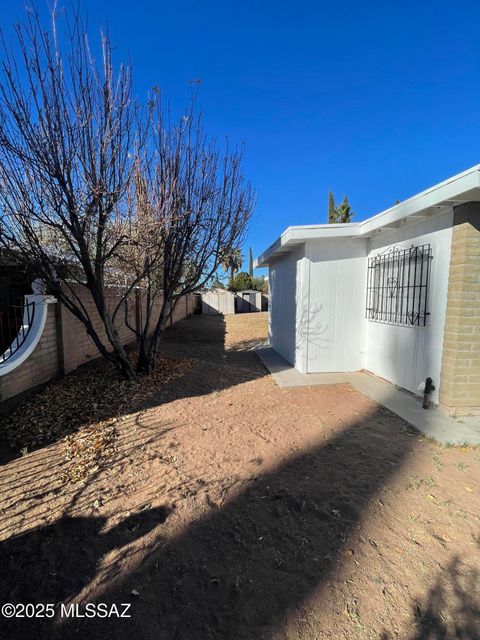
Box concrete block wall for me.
[60,285,141,374]
[439,203,480,415]
[0,287,199,403]
[170,296,189,325]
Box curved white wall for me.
[0,295,54,377]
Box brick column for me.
[439,202,480,416]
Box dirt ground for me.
[0,312,479,640]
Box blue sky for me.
[2,1,480,276]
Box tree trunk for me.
[136,336,151,374]
[87,322,136,379]
[55,286,137,380]
[135,301,169,374]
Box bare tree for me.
[131,96,254,373]
[0,6,144,377]
[0,7,254,378]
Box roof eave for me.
[255,164,480,267]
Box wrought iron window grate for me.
[366,244,432,326]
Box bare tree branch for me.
[0,7,254,378]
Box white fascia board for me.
[254,236,283,268]
[286,224,361,241]
[254,224,361,267]
[255,164,480,267]
[358,164,480,236]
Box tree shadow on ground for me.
[382,556,480,640]
[0,506,171,639]
[0,314,267,464]
[0,417,185,545]
[139,314,267,411]
[1,399,424,640]
[2,314,473,639]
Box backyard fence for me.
[0,285,200,404]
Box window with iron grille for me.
[366,244,432,326]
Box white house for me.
[255,165,480,416]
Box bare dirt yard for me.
[0,312,479,640]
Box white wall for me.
[364,210,453,402]
[269,245,306,368]
[267,210,452,402]
[305,239,368,373]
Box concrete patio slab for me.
[256,347,480,446]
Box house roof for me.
[255,164,480,267]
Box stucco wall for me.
[364,210,453,403]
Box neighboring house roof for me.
[255,164,480,267]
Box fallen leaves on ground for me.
[64,419,118,483]
[2,352,198,482]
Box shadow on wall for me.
[0,395,454,640]
[296,300,332,368]
[293,268,429,394]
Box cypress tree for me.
[249,246,254,277]
[328,191,338,223]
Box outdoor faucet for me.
[422,377,435,410]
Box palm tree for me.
[337,195,354,223]
[221,247,243,279]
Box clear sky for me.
[2,1,480,276]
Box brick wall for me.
[439,202,480,416]
[0,287,200,404]
[60,284,142,374]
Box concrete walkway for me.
[256,347,480,446]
